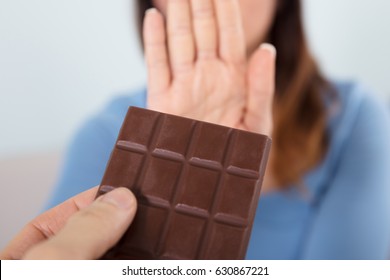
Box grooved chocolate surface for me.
[97,107,271,260]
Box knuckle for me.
[147,57,169,68]
[197,50,217,60]
[145,40,166,48]
[193,7,214,20]
[172,61,193,74]
[147,60,168,70]
[168,23,192,36]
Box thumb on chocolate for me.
[23,188,137,260]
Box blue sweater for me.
[47,81,390,259]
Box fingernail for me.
[260,43,277,57]
[146,8,158,15]
[100,188,135,210]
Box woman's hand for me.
[144,0,276,135]
[0,187,137,260]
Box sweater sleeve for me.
[302,93,390,259]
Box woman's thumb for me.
[246,43,276,135]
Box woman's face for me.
[152,0,278,55]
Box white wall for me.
[303,0,390,101]
[0,0,146,158]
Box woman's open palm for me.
[144,0,275,135]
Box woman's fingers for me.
[214,0,246,63]
[191,0,217,60]
[23,188,137,260]
[246,43,276,135]
[144,8,171,98]
[167,0,195,75]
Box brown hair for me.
[135,0,334,188]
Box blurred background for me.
[1,0,390,250]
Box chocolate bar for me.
[97,107,271,259]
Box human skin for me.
[153,0,277,55]
[144,0,277,135]
[0,187,137,260]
